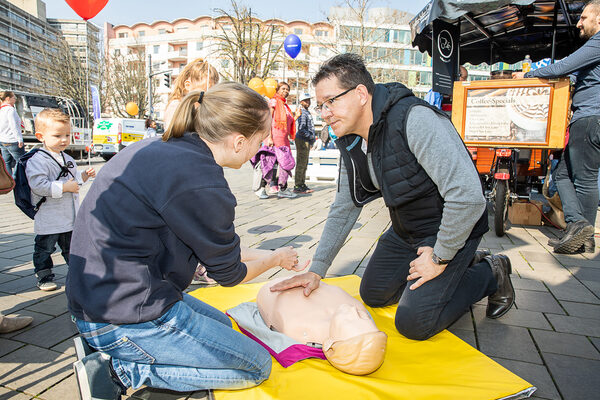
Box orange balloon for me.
[125,102,139,116]
[248,77,266,96]
[264,78,278,98]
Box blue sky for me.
[45,0,431,27]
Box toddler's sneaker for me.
[278,188,298,198]
[254,188,269,199]
[267,186,280,196]
[37,278,58,292]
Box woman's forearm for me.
[240,251,279,283]
[241,246,274,262]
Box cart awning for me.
[410,0,587,65]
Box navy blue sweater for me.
[66,134,247,324]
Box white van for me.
[92,118,146,161]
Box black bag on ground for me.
[13,148,74,219]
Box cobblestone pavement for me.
[0,158,598,400]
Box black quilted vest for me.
[337,83,488,243]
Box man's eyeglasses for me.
[314,86,357,115]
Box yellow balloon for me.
[248,77,266,96]
[125,102,139,116]
[264,78,278,98]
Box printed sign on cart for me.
[432,19,458,96]
[464,86,551,144]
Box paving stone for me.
[448,310,474,331]
[25,293,68,317]
[520,251,560,265]
[473,304,552,331]
[511,277,548,292]
[560,301,600,320]
[530,329,600,360]
[477,324,542,364]
[128,387,195,399]
[591,337,600,352]
[0,294,38,315]
[514,290,564,314]
[0,337,24,358]
[543,353,600,400]
[50,337,76,356]
[546,282,600,304]
[447,328,477,348]
[582,280,600,297]
[0,386,31,400]
[0,345,75,395]
[0,257,25,269]
[490,358,560,400]
[36,374,78,400]
[10,313,77,349]
[546,314,600,337]
[564,266,600,282]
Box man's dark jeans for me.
[555,115,600,226]
[294,138,311,187]
[33,231,72,282]
[0,142,25,177]
[360,228,496,340]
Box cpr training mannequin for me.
[256,277,387,375]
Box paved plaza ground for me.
[0,157,598,400]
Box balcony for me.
[167,48,187,61]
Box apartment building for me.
[105,7,489,120]
[47,18,101,87]
[0,0,59,92]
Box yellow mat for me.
[190,275,534,400]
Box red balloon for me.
[65,0,109,20]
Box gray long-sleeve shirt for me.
[309,105,486,277]
[525,31,600,122]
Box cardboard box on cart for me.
[508,200,543,226]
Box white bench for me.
[291,149,340,183]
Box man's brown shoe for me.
[485,255,515,319]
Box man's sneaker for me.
[485,254,515,319]
[254,188,269,199]
[293,184,314,194]
[73,352,126,400]
[190,265,218,286]
[74,336,96,361]
[553,220,595,254]
[278,188,298,198]
[37,279,58,292]
[548,236,595,253]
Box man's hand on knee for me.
[407,246,447,290]
[269,271,321,296]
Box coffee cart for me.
[410,0,585,235]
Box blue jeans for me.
[0,142,25,176]
[360,228,496,340]
[33,232,71,281]
[75,293,272,392]
[555,115,600,225]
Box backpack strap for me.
[32,150,76,212]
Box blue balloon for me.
[284,34,302,59]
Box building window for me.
[154,45,160,54]
[196,41,203,51]
[177,27,188,32]
[294,28,303,35]
[319,47,327,56]
[315,30,328,37]
[118,32,128,38]
[138,30,145,37]
[114,49,121,56]
[158,28,167,34]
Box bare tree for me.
[322,1,410,67]
[35,38,92,117]
[103,49,159,118]
[212,0,284,84]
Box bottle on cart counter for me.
[522,55,532,73]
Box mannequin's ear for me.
[322,338,335,352]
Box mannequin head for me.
[256,279,387,375]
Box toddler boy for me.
[26,108,95,291]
